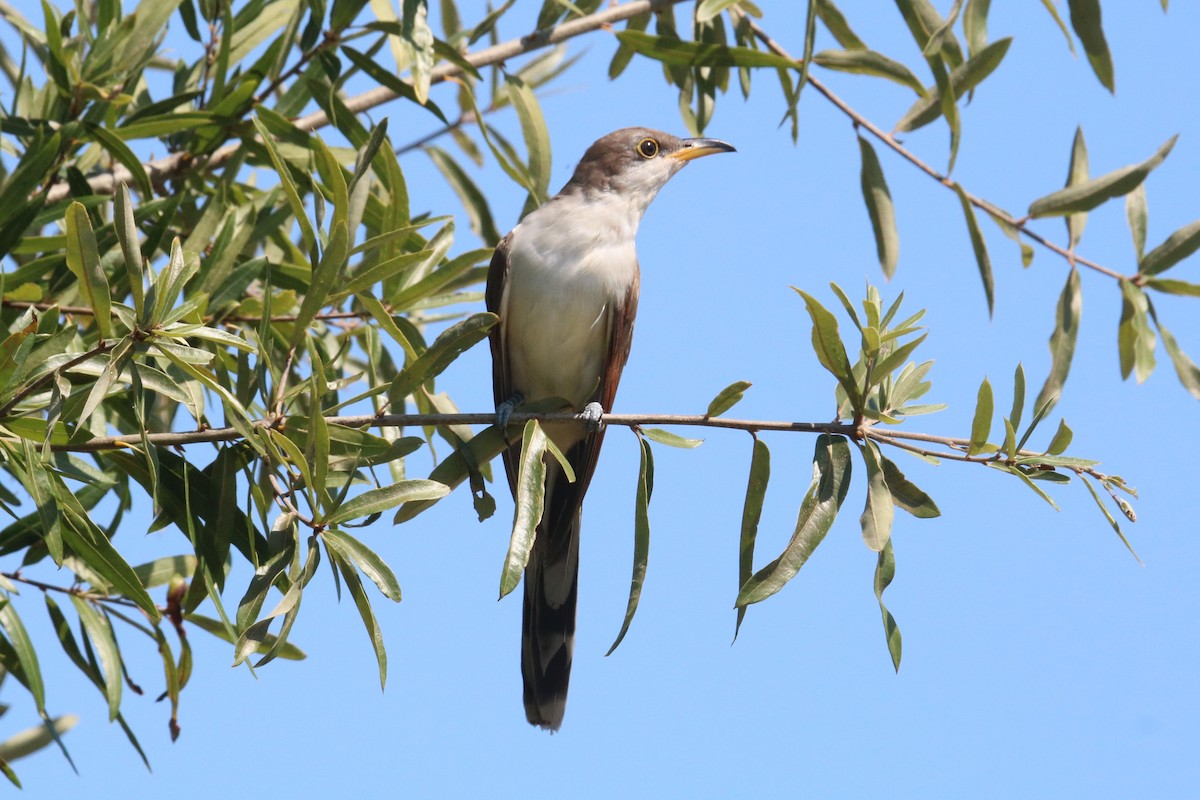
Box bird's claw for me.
[581,402,604,433]
[496,393,523,432]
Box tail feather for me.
[521,464,581,731]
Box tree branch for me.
[733,10,1127,282]
[46,0,688,203]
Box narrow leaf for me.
[499,421,548,599]
[1065,126,1090,249]
[734,437,770,638]
[796,289,862,414]
[874,539,902,671]
[736,435,852,606]
[64,202,113,339]
[606,430,653,655]
[639,428,703,449]
[859,441,894,552]
[968,376,994,456]
[705,380,752,418]
[858,136,899,279]
[1028,136,1178,218]
[1139,219,1200,277]
[323,530,402,602]
[1126,184,1148,263]
[1118,279,1156,383]
[878,452,940,518]
[1067,0,1114,92]
[325,480,449,525]
[952,183,994,315]
[1034,266,1081,414]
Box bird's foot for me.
[581,402,604,433]
[496,393,523,433]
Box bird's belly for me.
[502,237,636,410]
[506,278,610,408]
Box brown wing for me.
[486,232,514,413]
[567,266,640,499]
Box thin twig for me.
[0,338,115,418]
[1,570,141,607]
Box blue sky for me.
[4,1,1200,797]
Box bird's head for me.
[562,127,735,214]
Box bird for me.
[485,127,735,730]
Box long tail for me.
[521,463,581,731]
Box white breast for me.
[500,192,640,411]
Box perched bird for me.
[485,127,735,730]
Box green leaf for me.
[878,451,940,518]
[328,545,388,689]
[1046,419,1073,455]
[114,0,182,74]
[812,49,925,95]
[144,237,199,329]
[0,714,78,765]
[504,73,552,206]
[857,135,899,279]
[796,289,862,414]
[615,30,797,69]
[921,0,963,57]
[0,600,45,712]
[1028,136,1178,218]
[389,313,496,400]
[695,0,739,23]
[186,613,306,660]
[874,539,902,671]
[983,208,1034,267]
[859,441,894,552]
[1147,298,1200,399]
[963,0,991,58]
[499,421,549,599]
[113,184,145,316]
[1065,126,1090,249]
[814,0,866,50]
[325,480,450,525]
[84,123,154,200]
[894,37,1011,133]
[736,435,852,606]
[323,530,402,602]
[1145,278,1200,297]
[59,515,160,620]
[639,428,703,449]
[1067,0,1114,92]
[1126,184,1148,263]
[252,114,316,255]
[64,202,113,339]
[69,597,122,721]
[968,376,994,456]
[606,430,653,655]
[734,437,770,639]
[1139,219,1200,277]
[133,555,198,588]
[1079,476,1141,562]
[952,184,994,316]
[1039,0,1076,54]
[1009,362,1026,434]
[705,380,752,418]
[289,220,349,348]
[394,424,510,524]
[1034,266,1081,415]
[1118,279,1156,383]
[425,147,501,246]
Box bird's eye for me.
[637,138,659,159]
